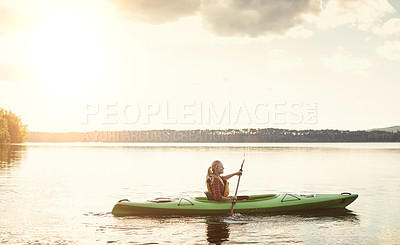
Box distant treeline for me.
[28,128,400,143]
[0,108,28,144]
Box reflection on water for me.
[0,144,25,171]
[206,218,230,244]
[205,209,360,244]
[252,208,359,219]
[204,210,360,244]
[294,208,360,219]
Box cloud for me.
[315,0,395,31]
[285,25,314,39]
[110,0,201,24]
[110,0,395,38]
[373,18,400,35]
[111,0,320,37]
[377,41,400,61]
[201,0,321,37]
[265,50,304,72]
[321,53,372,76]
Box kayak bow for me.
[111,192,358,216]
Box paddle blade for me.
[230,202,235,215]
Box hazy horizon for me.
[27,125,400,134]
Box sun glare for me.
[31,9,102,95]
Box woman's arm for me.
[223,170,242,180]
[220,196,237,201]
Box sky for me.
[0,0,399,132]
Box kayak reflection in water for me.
[206,218,230,244]
[205,160,243,201]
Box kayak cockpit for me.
[194,194,278,202]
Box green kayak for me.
[111,193,358,216]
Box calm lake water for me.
[1,142,400,244]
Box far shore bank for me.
[27,128,400,143]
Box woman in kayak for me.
[205,160,242,201]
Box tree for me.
[0,112,10,144]
[0,108,28,144]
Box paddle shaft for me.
[230,156,245,215]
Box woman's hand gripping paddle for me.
[230,153,246,215]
